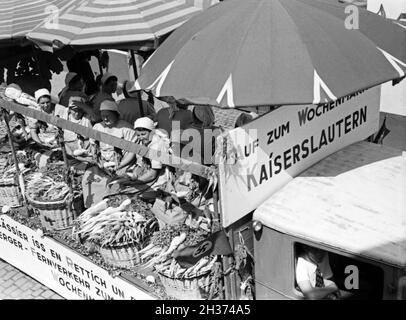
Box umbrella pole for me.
[129,49,145,117]
[98,56,104,75]
[1,108,26,205]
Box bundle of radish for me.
[138,222,210,270]
[155,251,218,300]
[24,165,77,231]
[72,198,159,268]
[26,172,70,202]
[0,151,34,179]
[156,255,217,279]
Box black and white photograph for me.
[0,0,405,305]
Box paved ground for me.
[0,259,63,300]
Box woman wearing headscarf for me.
[108,117,171,198]
[63,96,93,159]
[27,88,59,148]
[82,100,137,207]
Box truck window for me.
[294,243,384,300]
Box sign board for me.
[218,87,381,227]
[0,215,155,300]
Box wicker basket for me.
[99,241,141,268]
[158,270,212,300]
[0,176,23,208]
[26,192,77,231]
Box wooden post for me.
[216,182,238,300]
[210,187,223,299]
[57,128,73,195]
[1,109,26,204]
[129,49,145,117]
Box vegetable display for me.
[138,216,213,273]
[73,198,159,249]
[0,151,34,179]
[26,171,70,202]
[156,255,217,279]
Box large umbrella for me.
[135,0,406,107]
[27,0,220,50]
[0,0,76,47]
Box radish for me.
[137,243,155,255]
[160,233,187,257]
[79,199,108,220]
[199,256,218,274]
[140,246,164,261]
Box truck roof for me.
[254,141,406,268]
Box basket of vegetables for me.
[0,151,34,208]
[0,170,23,208]
[138,218,215,300]
[156,256,217,300]
[73,197,159,268]
[25,168,75,231]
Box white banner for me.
[218,87,381,227]
[0,215,155,300]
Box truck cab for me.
[252,141,406,300]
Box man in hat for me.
[58,72,87,107]
[117,80,156,125]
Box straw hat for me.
[192,105,215,127]
[68,96,85,110]
[100,72,117,86]
[100,100,119,114]
[65,72,81,86]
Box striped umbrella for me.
[0,0,76,46]
[27,0,220,50]
[135,0,406,108]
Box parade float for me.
[2,78,405,300]
[0,0,405,300]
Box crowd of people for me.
[1,48,260,210]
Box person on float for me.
[82,100,137,207]
[117,80,156,125]
[27,88,59,148]
[58,72,87,107]
[155,97,194,138]
[72,72,118,124]
[108,117,171,198]
[66,50,109,95]
[181,105,221,166]
[62,96,93,160]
